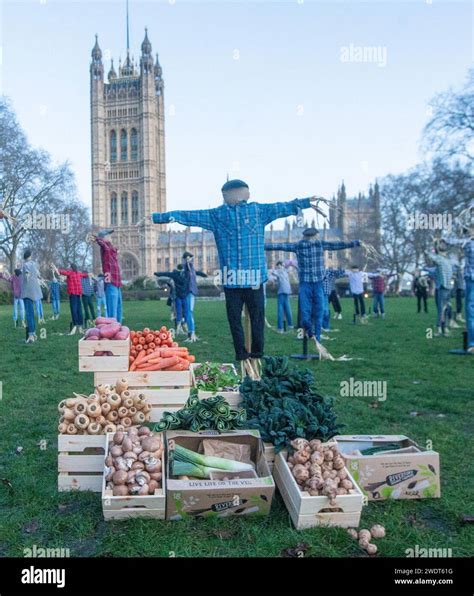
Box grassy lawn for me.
[0,296,472,558]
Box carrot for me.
[130,348,147,371]
[185,355,195,363]
[138,356,180,371]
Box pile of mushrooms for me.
[288,438,354,505]
[347,524,386,555]
[58,378,152,435]
[105,426,163,496]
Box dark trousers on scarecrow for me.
[224,286,264,361]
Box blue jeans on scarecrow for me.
[373,291,385,315]
[277,293,293,330]
[299,281,324,341]
[465,278,474,348]
[322,294,330,330]
[105,284,122,323]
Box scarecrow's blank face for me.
[222,187,250,205]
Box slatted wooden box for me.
[274,451,364,529]
[102,432,166,520]
[94,370,193,422]
[58,434,106,492]
[191,363,242,407]
[78,337,130,372]
[264,443,276,473]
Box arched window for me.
[111,193,118,225]
[110,130,117,163]
[131,128,138,160]
[121,253,139,280]
[121,191,128,225]
[120,129,128,161]
[131,191,139,224]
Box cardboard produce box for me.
[335,435,440,501]
[166,430,275,519]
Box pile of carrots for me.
[129,326,195,371]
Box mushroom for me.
[131,461,145,471]
[141,436,162,453]
[148,480,159,493]
[112,485,129,496]
[121,437,133,452]
[110,445,123,458]
[129,484,141,495]
[137,426,151,437]
[138,451,151,462]
[135,471,150,486]
[126,470,137,484]
[113,431,124,445]
[112,470,128,485]
[144,457,161,473]
[114,457,128,471]
[149,472,162,482]
[105,467,116,482]
[105,455,114,467]
[138,484,149,495]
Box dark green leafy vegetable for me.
[240,356,342,452]
[150,389,247,432]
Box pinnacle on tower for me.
[141,27,152,55]
[108,59,117,81]
[91,34,102,60]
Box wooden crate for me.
[58,434,106,492]
[264,442,276,472]
[94,370,193,422]
[274,451,364,529]
[102,432,166,520]
[78,337,130,372]
[191,363,242,407]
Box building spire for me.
[126,0,130,52]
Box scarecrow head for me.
[183,251,193,262]
[221,179,250,206]
[303,227,319,242]
[434,239,448,254]
[23,249,32,261]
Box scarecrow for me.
[265,227,361,359]
[87,229,123,323]
[142,179,324,377]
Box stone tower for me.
[90,29,166,279]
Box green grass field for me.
[0,296,472,558]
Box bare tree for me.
[423,69,474,165]
[0,98,74,270]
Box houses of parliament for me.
[90,32,381,281]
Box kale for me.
[240,356,342,451]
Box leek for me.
[173,444,254,472]
[172,461,226,479]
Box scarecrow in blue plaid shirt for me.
[143,179,324,377]
[265,228,361,359]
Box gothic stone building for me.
[90,30,165,279]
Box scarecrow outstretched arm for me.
[259,198,312,225]
[151,209,214,230]
[322,240,360,251]
[264,242,297,252]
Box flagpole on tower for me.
[126,0,130,52]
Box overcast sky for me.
[1,0,472,224]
